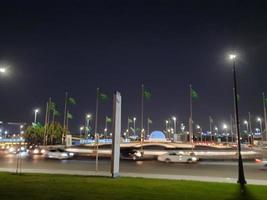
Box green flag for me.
[191,89,198,99]
[68,97,76,105]
[144,90,151,100]
[106,116,112,123]
[148,118,152,124]
[49,101,56,112]
[128,118,133,123]
[67,111,73,119]
[98,92,108,102]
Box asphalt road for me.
[0,154,267,180]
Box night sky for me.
[1,0,267,133]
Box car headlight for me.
[192,157,197,161]
[135,152,142,157]
[41,149,46,154]
[33,149,39,154]
[69,152,74,156]
[62,153,68,157]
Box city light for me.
[229,54,236,60]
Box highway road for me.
[0,154,267,180]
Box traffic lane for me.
[0,155,266,180]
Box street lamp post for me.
[196,125,202,142]
[257,117,263,141]
[133,117,136,137]
[244,120,249,143]
[214,126,218,143]
[34,109,39,123]
[223,124,228,143]
[229,54,246,185]
[172,117,176,141]
[85,114,92,138]
[79,126,84,142]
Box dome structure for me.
[148,130,166,141]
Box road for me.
[0,154,267,180]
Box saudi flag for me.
[106,116,112,123]
[67,111,73,119]
[191,88,198,99]
[144,90,151,100]
[128,118,133,123]
[68,97,76,105]
[148,118,152,124]
[98,91,108,102]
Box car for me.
[45,148,74,159]
[157,152,198,163]
[28,146,46,155]
[120,148,143,160]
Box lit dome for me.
[149,131,166,141]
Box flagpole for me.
[127,118,130,139]
[230,115,233,143]
[95,88,99,140]
[147,118,149,138]
[209,116,212,142]
[189,84,193,148]
[263,93,267,141]
[44,101,49,146]
[63,92,68,144]
[248,112,252,144]
[141,84,144,143]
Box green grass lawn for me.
[0,172,266,200]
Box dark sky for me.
[1,0,267,133]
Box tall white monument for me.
[111,91,121,178]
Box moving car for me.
[28,146,46,155]
[45,148,74,159]
[157,152,198,163]
[120,148,143,160]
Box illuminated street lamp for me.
[172,117,177,137]
[0,67,6,74]
[229,53,246,185]
[34,109,39,123]
[133,117,136,136]
[223,123,228,143]
[79,126,84,140]
[85,114,92,137]
[257,117,263,140]
[196,125,202,142]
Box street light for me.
[85,114,92,137]
[79,126,84,141]
[196,125,202,142]
[244,120,249,143]
[0,67,6,74]
[172,117,176,138]
[257,117,263,141]
[133,117,136,136]
[34,109,39,123]
[222,123,228,143]
[229,53,246,185]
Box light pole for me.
[172,117,176,141]
[133,117,136,136]
[223,124,228,143]
[257,117,263,141]
[85,114,92,138]
[196,125,202,142]
[79,126,84,142]
[229,53,246,185]
[214,126,218,143]
[34,109,39,123]
[244,120,249,143]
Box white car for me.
[45,148,74,159]
[158,152,198,163]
